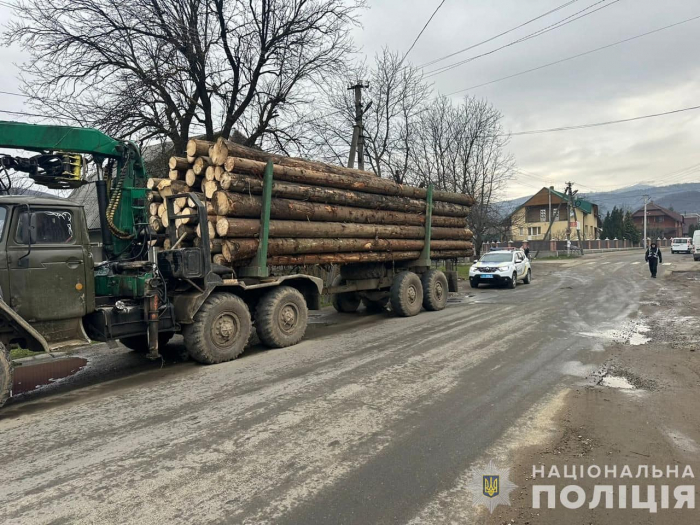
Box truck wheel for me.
[446,270,459,292]
[390,271,423,317]
[120,332,174,353]
[422,269,448,311]
[362,297,389,313]
[256,286,308,348]
[0,342,12,409]
[331,276,361,313]
[184,293,251,364]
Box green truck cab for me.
[0,121,323,409]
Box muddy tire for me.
[470,279,479,289]
[446,270,459,292]
[390,271,423,317]
[120,332,175,353]
[331,276,361,313]
[421,269,448,311]
[0,342,12,409]
[362,296,389,313]
[509,272,517,289]
[255,286,308,348]
[183,293,251,364]
[523,269,532,284]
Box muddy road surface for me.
[1,250,698,524]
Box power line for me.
[425,0,621,78]
[418,0,581,69]
[400,0,448,66]
[447,14,700,95]
[507,104,700,136]
[0,90,26,98]
[0,108,51,118]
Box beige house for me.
[510,187,600,242]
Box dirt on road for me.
[484,268,700,525]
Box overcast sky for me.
[1,0,699,200]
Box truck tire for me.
[120,332,175,353]
[446,270,459,292]
[255,286,308,348]
[421,269,448,311]
[331,276,361,313]
[0,342,12,409]
[390,271,423,317]
[362,297,389,313]
[340,263,386,280]
[183,293,251,364]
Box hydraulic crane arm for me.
[0,121,148,258]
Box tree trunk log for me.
[224,156,473,205]
[148,215,164,233]
[193,156,211,176]
[185,170,202,188]
[203,180,221,199]
[266,250,472,266]
[168,169,185,181]
[147,191,162,203]
[212,191,465,227]
[216,217,472,240]
[186,138,212,158]
[219,172,470,217]
[168,157,190,170]
[204,137,377,178]
[221,238,472,262]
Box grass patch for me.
[9,347,43,360]
[438,263,472,279]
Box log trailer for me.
[0,121,457,408]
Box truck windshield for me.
[481,253,513,263]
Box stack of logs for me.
[146,138,474,268]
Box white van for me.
[694,232,700,260]
[671,237,692,254]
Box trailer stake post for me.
[415,184,433,267]
[240,160,273,278]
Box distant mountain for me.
[498,182,700,216]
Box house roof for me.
[515,187,596,215]
[632,202,683,223]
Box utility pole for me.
[643,194,649,248]
[566,182,585,256]
[347,82,369,170]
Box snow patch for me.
[601,376,635,389]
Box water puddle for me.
[12,357,88,395]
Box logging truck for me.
[0,121,472,409]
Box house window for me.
[656,216,664,223]
[528,226,542,236]
[540,209,547,222]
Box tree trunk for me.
[202,137,378,178]
[185,170,202,188]
[219,172,470,217]
[224,156,474,205]
[216,217,472,240]
[221,238,472,262]
[193,156,211,176]
[212,192,465,227]
[168,157,190,170]
[266,250,473,266]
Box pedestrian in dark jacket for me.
[645,242,662,278]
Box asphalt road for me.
[0,250,681,524]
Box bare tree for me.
[6,0,363,152]
[305,47,430,181]
[409,95,514,256]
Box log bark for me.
[194,237,223,254]
[168,157,190,170]
[170,180,192,194]
[212,191,465,228]
[176,225,197,241]
[221,237,472,262]
[225,156,474,205]
[186,138,212,158]
[266,250,472,266]
[216,217,472,240]
[206,138,378,178]
[219,172,470,217]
